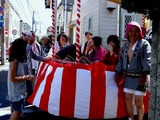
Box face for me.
[28,37,35,45]
[108,41,116,48]
[41,38,49,45]
[60,36,66,46]
[90,39,95,49]
[21,34,28,41]
[128,26,140,41]
[85,34,92,41]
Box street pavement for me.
[0,62,10,120]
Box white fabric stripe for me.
[48,67,64,116]
[37,62,43,75]
[35,63,48,85]
[104,71,118,118]
[33,65,53,107]
[74,69,91,119]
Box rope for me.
[76,0,81,61]
[142,14,145,27]
[52,0,56,58]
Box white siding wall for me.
[80,0,100,45]
[57,5,65,34]
[99,0,118,48]
[71,0,144,47]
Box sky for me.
[9,0,61,36]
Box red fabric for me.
[89,63,106,118]
[27,63,49,104]
[117,86,128,118]
[7,45,12,55]
[59,66,77,117]
[144,91,149,113]
[39,66,57,111]
[27,62,149,119]
[102,49,121,65]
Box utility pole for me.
[1,0,6,65]
[39,22,41,36]
[64,0,67,33]
[32,11,35,31]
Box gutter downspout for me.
[117,4,120,36]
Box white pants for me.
[124,88,146,96]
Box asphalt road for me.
[0,62,10,120]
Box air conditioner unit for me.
[106,1,117,10]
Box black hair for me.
[92,36,102,48]
[107,35,120,54]
[57,32,65,42]
[30,31,36,37]
[85,32,92,36]
[9,38,27,62]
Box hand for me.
[114,72,124,86]
[27,75,36,81]
[44,56,52,61]
[108,44,114,55]
[139,74,147,85]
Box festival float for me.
[27,0,149,119]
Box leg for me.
[135,95,144,120]
[125,93,134,120]
[10,111,21,120]
[10,99,24,120]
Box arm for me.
[142,40,151,74]
[115,47,123,72]
[31,48,45,61]
[137,41,151,88]
[10,60,35,82]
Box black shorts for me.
[11,99,25,112]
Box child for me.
[6,38,35,120]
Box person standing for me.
[24,31,51,97]
[47,34,69,57]
[115,21,151,120]
[102,35,121,65]
[88,36,106,63]
[6,38,35,120]
[28,31,43,75]
[40,35,51,56]
[81,32,93,57]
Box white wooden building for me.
[69,0,144,48]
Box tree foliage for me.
[121,0,160,19]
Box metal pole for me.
[116,4,120,37]
[1,0,6,65]
[32,11,35,31]
[20,20,23,35]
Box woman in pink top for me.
[88,36,107,62]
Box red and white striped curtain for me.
[28,62,149,119]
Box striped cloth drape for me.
[28,61,149,119]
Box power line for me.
[14,0,31,23]
[26,0,48,29]
[19,0,32,18]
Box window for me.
[122,13,136,40]
[83,16,92,33]
[88,17,92,31]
